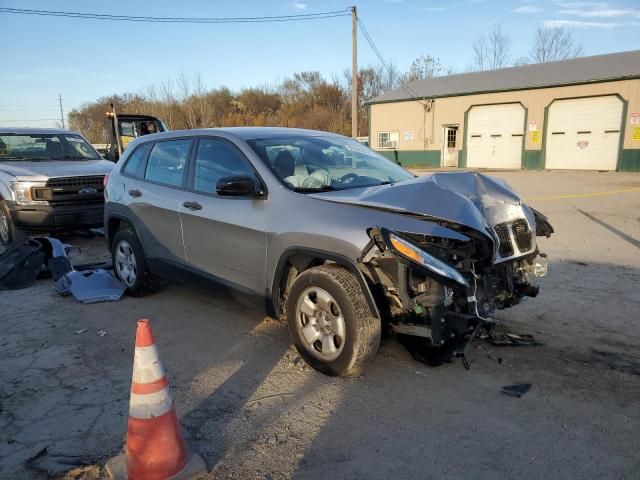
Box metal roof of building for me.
[369,50,640,104]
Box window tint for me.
[193,138,256,194]
[122,143,151,178]
[144,139,191,187]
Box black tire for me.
[0,201,26,249]
[286,264,381,377]
[111,228,158,297]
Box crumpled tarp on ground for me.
[0,236,125,302]
[0,239,47,290]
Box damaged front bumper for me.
[361,217,551,347]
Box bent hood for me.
[0,159,113,181]
[310,171,535,237]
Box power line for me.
[0,118,61,121]
[0,7,351,23]
[356,17,426,105]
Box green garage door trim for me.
[523,150,543,170]
[620,150,640,171]
[376,150,441,167]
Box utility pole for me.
[58,94,66,129]
[351,5,358,139]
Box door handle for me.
[128,189,142,198]
[182,201,203,211]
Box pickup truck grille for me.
[33,175,105,207]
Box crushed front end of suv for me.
[104,127,553,377]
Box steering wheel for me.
[337,173,359,184]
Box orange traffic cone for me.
[105,319,207,480]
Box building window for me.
[447,128,457,148]
[377,131,399,149]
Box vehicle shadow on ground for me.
[577,208,640,250]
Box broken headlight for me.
[381,229,469,288]
[9,181,48,206]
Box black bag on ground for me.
[0,239,46,290]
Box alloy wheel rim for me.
[295,286,346,362]
[115,240,137,287]
[0,211,10,244]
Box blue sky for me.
[1,0,638,128]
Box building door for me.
[442,125,459,167]
[466,104,525,169]
[545,96,623,170]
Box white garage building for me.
[368,50,640,171]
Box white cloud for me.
[543,19,620,28]
[558,8,640,18]
[424,6,446,12]
[513,5,542,13]
[293,2,307,10]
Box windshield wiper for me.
[50,155,94,161]
[292,185,335,192]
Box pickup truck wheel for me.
[286,264,380,377]
[112,229,158,297]
[0,201,26,248]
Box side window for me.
[122,143,151,178]
[193,138,257,194]
[144,139,191,187]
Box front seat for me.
[46,141,64,158]
[273,150,295,179]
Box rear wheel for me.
[111,228,158,296]
[0,201,26,249]
[286,264,380,377]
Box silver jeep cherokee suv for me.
[104,127,553,377]
[0,128,113,247]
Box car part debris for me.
[488,331,542,347]
[0,239,46,290]
[54,269,125,303]
[501,383,532,398]
[73,329,88,335]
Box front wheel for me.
[286,264,380,377]
[0,201,26,249]
[111,228,158,297]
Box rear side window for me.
[192,138,257,194]
[122,143,151,178]
[144,139,192,187]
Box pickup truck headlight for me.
[383,229,469,288]
[9,181,48,206]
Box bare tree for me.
[472,25,511,71]
[404,55,444,82]
[530,25,584,63]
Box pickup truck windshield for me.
[246,135,414,192]
[0,133,101,161]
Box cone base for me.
[105,449,207,480]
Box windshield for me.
[0,133,101,161]
[246,134,414,192]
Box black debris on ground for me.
[501,383,532,398]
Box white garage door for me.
[545,96,623,170]
[466,103,525,169]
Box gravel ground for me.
[1,170,639,480]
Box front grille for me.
[35,175,105,207]
[512,219,532,251]
[47,175,105,189]
[494,223,513,257]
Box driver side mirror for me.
[216,175,264,197]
